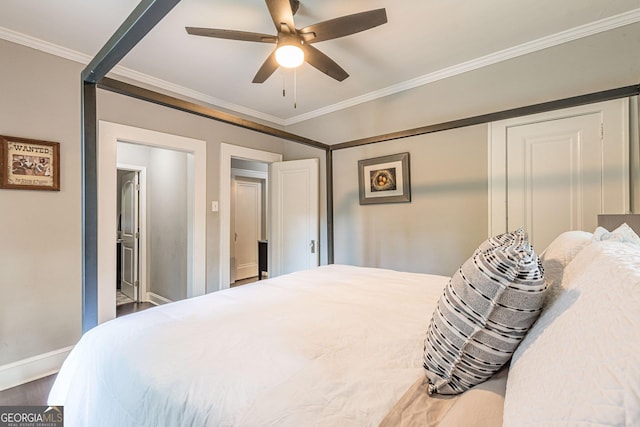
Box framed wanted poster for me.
[0,135,60,191]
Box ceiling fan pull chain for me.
[282,72,286,97]
[294,68,297,109]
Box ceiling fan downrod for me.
[290,0,300,15]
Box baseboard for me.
[0,346,73,391]
[147,292,172,306]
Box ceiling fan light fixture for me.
[275,40,304,68]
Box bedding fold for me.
[49,265,450,427]
[379,367,507,427]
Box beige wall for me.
[147,148,189,302]
[332,125,488,276]
[0,40,83,365]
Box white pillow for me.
[592,222,640,245]
[538,230,592,306]
[503,240,640,426]
[540,230,593,268]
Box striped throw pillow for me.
[423,229,545,395]
[474,228,529,253]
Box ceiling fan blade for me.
[265,0,295,32]
[252,50,279,83]
[302,44,349,82]
[186,27,277,43]
[299,8,387,44]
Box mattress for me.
[49,265,449,426]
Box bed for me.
[49,220,640,426]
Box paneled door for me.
[120,170,139,301]
[269,158,319,277]
[233,177,262,281]
[490,99,629,251]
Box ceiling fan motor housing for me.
[278,32,303,47]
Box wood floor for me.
[0,374,56,405]
[231,275,259,287]
[0,300,155,406]
[116,300,155,317]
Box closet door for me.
[490,99,629,250]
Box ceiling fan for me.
[186,0,387,83]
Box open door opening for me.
[220,143,320,290]
[117,169,140,304]
[230,159,268,286]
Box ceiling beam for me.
[82,0,181,83]
[97,77,331,151]
[331,84,640,151]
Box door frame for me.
[117,164,147,303]
[220,143,282,290]
[488,98,629,236]
[99,121,207,323]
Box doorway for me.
[116,167,146,305]
[220,144,321,290]
[98,121,206,324]
[230,159,268,285]
[220,144,282,290]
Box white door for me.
[269,158,319,277]
[233,177,262,281]
[120,170,139,301]
[490,99,629,251]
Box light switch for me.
[211,201,219,212]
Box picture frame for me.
[358,152,410,205]
[0,135,60,191]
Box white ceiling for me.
[1,0,639,127]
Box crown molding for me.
[2,7,639,127]
[0,26,90,64]
[0,26,287,126]
[283,7,640,125]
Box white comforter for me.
[49,265,448,427]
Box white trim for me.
[1,8,638,125]
[116,164,148,303]
[231,168,268,181]
[99,121,206,324]
[0,26,90,64]
[147,292,173,306]
[220,144,282,291]
[0,346,73,391]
